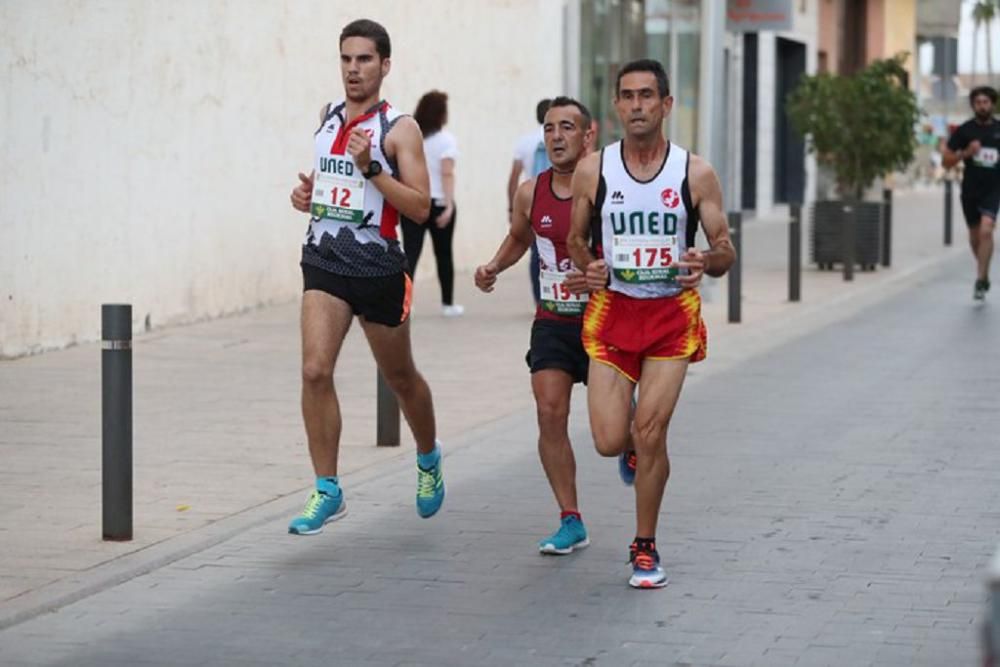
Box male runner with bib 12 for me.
[288,19,445,535]
[567,59,735,588]
[475,98,595,554]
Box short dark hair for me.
[414,90,448,136]
[536,98,552,125]
[616,59,670,98]
[546,96,593,130]
[969,85,998,106]
[340,19,391,59]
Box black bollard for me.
[727,211,742,323]
[376,371,400,447]
[102,304,133,541]
[842,203,855,282]
[989,548,1000,667]
[881,188,892,268]
[944,179,953,246]
[789,204,802,302]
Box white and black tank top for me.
[592,141,699,298]
[302,100,408,277]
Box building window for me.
[580,0,701,150]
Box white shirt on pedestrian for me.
[513,126,545,181]
[423,130,459,201]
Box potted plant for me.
[786,53,920,272]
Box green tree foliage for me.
[972,0,997,81]
[786,53,920,200]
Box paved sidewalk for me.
[0,186,970,623]
[0,251,996,666]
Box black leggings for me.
[401,202,456,305]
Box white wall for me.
[0,0,565,357]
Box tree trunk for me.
[987,16,995,82]
[973,23,980,86]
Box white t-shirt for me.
[423,130,459,201]
[513,126,545,181]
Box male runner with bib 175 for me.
[567,59,736,588]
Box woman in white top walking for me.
[402,90,463,316]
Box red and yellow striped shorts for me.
[581,288,707,382]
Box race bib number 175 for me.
[611,235,680,284]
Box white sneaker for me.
[442,304,465,317]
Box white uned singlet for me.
[598,141,699,299]
[302,99,408,278]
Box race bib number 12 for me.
[311,156,367,223]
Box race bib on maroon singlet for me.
[539,269,588,316]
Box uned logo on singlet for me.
[610,210,678,235]
[661,188,680,209]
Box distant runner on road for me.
[943,86,1000,301]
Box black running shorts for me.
[961,193,1000,228]
[525,319,589,385]
[302,263,412,327]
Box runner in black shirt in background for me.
[944,86,1000,300]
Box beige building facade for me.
[6,0,950,356]
[1,1,566,357]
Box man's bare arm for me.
[942,137,979,170]
[684,155,735,280]
[288,104,330,213]
[495,180,536,270]
[354,116,431,222]
[566,153,600,271]
[475,180,535,292]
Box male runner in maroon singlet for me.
[475,98,595,554]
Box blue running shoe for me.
[619,450,637,486]
[628,541,668,589]
[539,515,590,555]
[619,391,638,485]
[416,455,445,518]
[288,489,347,535]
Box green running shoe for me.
[416,454,445,518]
[288,489,347,535]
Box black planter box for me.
[810,200,882,271]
